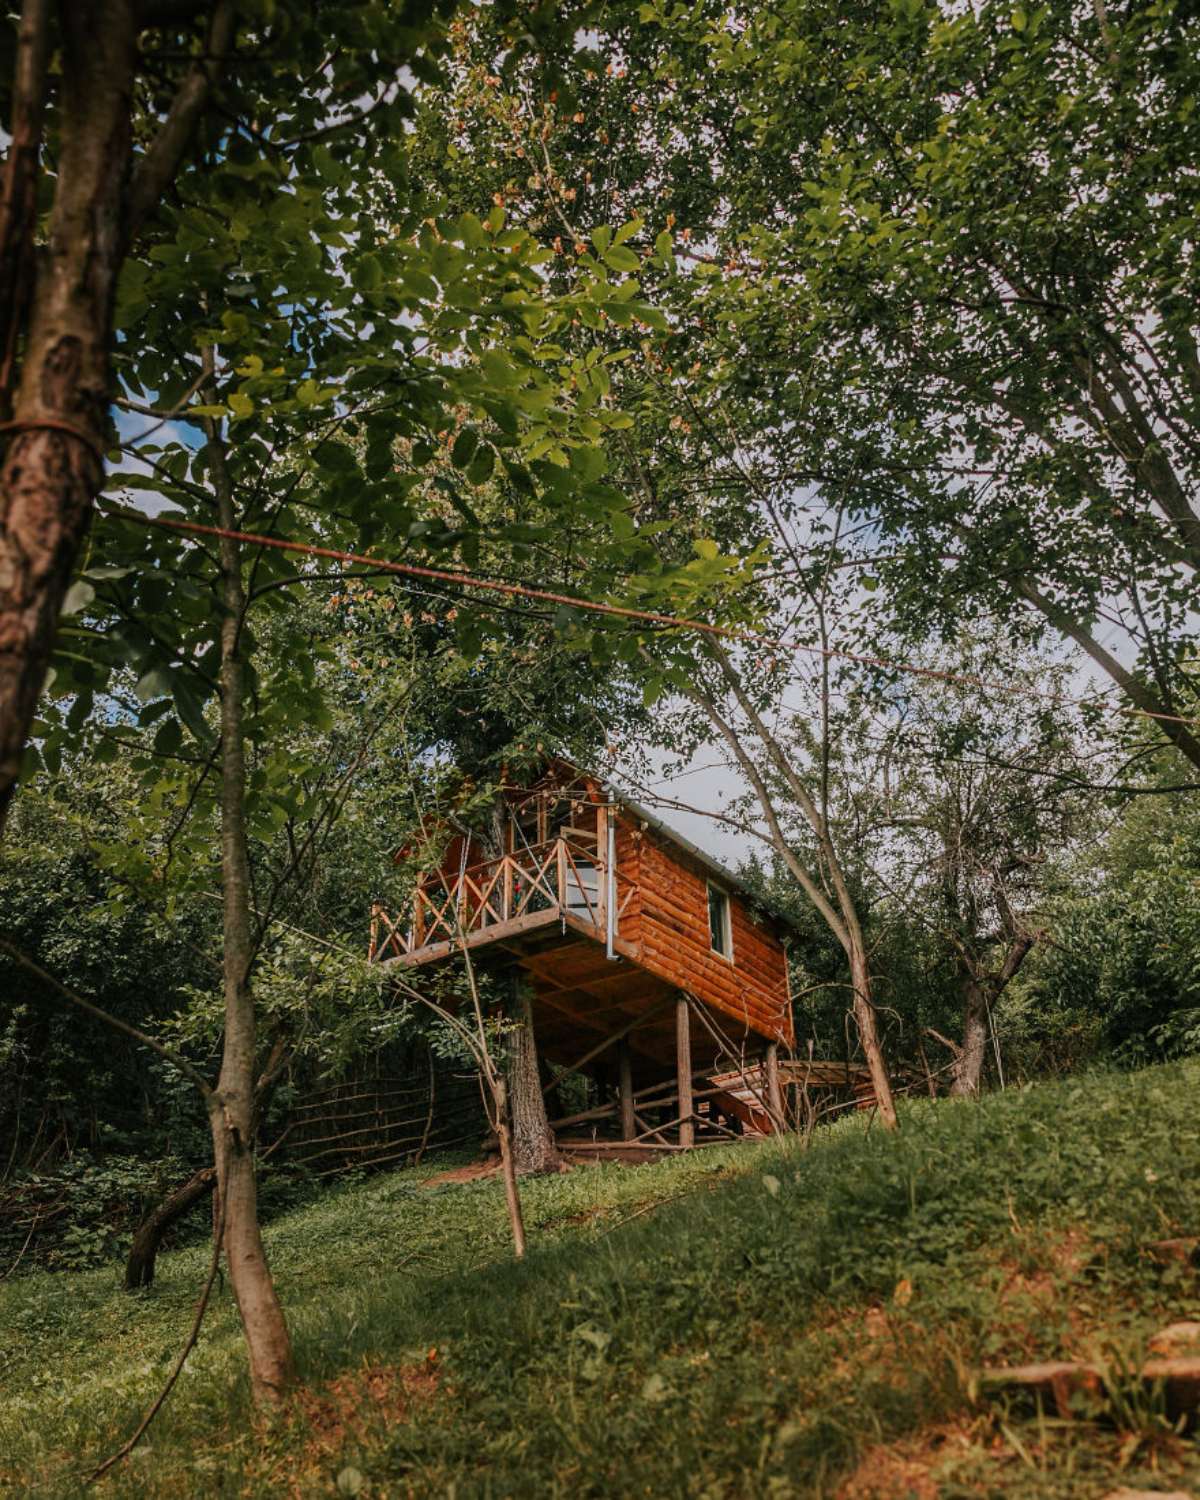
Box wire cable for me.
[95,499,1200,733]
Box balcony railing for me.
[369,835,633,964]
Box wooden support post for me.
[765,1042,784,1131]
[596,801,608,933]
[676,995,694,1148]
[617,1038,635,1141]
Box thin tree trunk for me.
[848,944,898,1128]
[0,2,135,833]
[506,974,561,1175]
[690,666,900,1130]
[205,386,292,1403]
[124,1036,288,1292]
[493,1077,527,1257]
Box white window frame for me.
[707,881,734,961]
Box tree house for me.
[369,760,869,1151]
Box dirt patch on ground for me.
[835,1421,981,1499]
[292,1358,439,1446]
[254,1355,441,1498]
[419,1159,499,1188]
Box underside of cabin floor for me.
[383,913,874,1152]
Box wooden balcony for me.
[369,834,636,968]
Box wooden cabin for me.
[369,759,871,1153]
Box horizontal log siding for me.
[613,818,642,947]
[633,834,792,1045]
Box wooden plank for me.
[618,1038,635,1141]
[381,904,564,967]
[766,1042,784,1128]
[677,994,694,1149]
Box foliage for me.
[2,1061,1199,1495]
[1023,775,1200,1067]
[630,0,1200,763]
[0,762,218,1176]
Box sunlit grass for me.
[3,1064,1199,1497]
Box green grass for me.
[3,1063,1200,1498]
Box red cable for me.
[96,500,1200,732]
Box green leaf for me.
[153,717,183,756]
[466,444,496,485]
[604,245,641,274]
[61,581,96,616]
[592,225,613,256]
[451,427,479,469]
[135,666,173,702]
[357,253,383,292]
[227,391,254,420]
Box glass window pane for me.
[708,884,730,955]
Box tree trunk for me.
[617,1038,636,1141]
[206,396,292,1403]
[848,944,899,1129]
[506,975,561,1175]
[0,3,136,833]
[951,931,1033,1097]
[493,1076,527,1257]
[693,657,900,1131]
[951,974,991,1097]
[125,1166,217,1290]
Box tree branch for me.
[125,0,237,239]
[0,940,212,1097]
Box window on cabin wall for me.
[707,883,732,959]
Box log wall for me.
[612,819,643,948]
[628,820,792,1046]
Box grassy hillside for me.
[3,1063,1200,1498]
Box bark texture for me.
[0,0,235,834]
[952,977,991,1099]
[847,944,898,1127]
[0,1,134,831]
[507,976,561,1175]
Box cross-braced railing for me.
[369,835,634,963]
